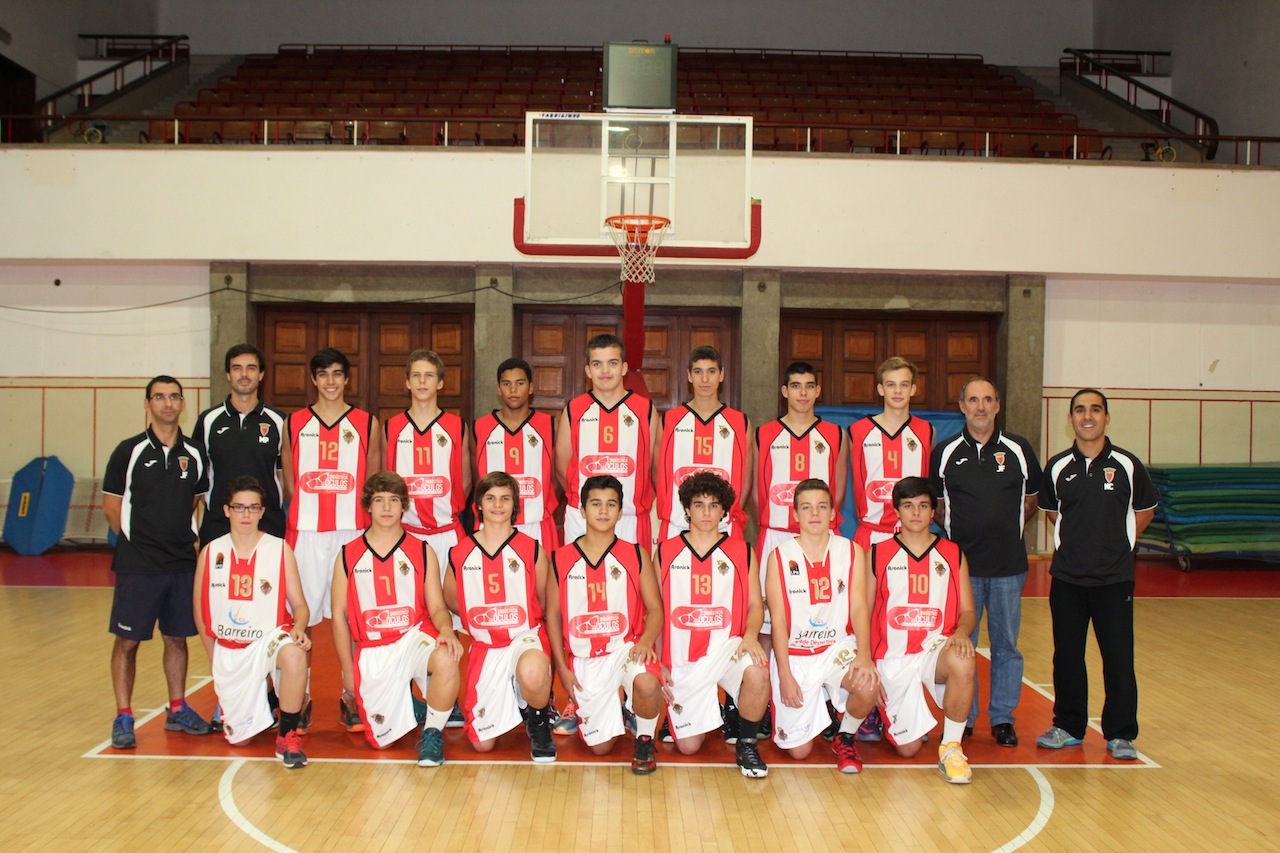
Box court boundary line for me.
[219,759,298,853]
[993,768,1054,852]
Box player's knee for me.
[743,663,770,689]
[472,738,496,753]
[515,655,551,689]
[589,738,617,756]
[674,733,704,755]
[633,672,661,698]
[895,739,923,758]
[785,742,814,760]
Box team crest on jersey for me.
[1104,467,1117,490]
[777,727,787,741]
[994,451,1007,472]
[398,560,410,576]
[215,553,225,571]
[178,456,190,479]
[671,703,683,715]
[813,439,826,454]
[837,578,846,594]
[342,429,355,445]
[622,413,634,427]
[718,424,730,439]
[476,707,485,718]
[436,433,447,447]
[528,434,539,447]
[260,579,273,594]
[372,714,385,725]
[260,424,270,437]
[225,723,235,737]
[906,437,918,452]
[933,561,945,576]
[508,557,520,574]
[788,560,801,576]
[610,565,622,581]
[716,559,730,576]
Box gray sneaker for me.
[1107,738,1138,760]
[111,713,136,749]
[1036,726,1083,749]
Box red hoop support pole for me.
[622,277,646,373]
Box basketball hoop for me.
[605,214,671,284]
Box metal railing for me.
[36,34,189,134]
[1060,47,1219,159]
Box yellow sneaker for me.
[938,742,972,784]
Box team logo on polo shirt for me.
[994,451,1006,472]
[178,456,190,479]
[259,423,271,444]
[1104,468,1117,491]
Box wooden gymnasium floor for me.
[4,549,1279,851]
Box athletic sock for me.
[278,710,301,737]
[942,716,967,745]
[635,715,658,739]
[739,715,762,741]
[117,707,133,717]
[839,713,865,736]
[168,699,184,714]
[423,706,451,732]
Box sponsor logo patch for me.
[404,474,448,498]
[469,604,527,629]
[300,471,355,494]
[768,482,798,506]
[866,479,896,503]
[580,455,636,477]
[364,606,413,631]
[567,611,626,639]
[675,465,730,486]
[515,476,541,499]
[887,606,942,631]
[670,605,730,630]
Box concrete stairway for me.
[1004,65,1154,162]
[106,54,244,144]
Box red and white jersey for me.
[200,533,289,648]
[564,391,654,514]
[655,403,749,526]
[451,531,543,648]
[773,535,855,656]
[658,534,749,669]
[342,533,437,647]
[385,410,466,535]
[850,415,933,532]
[755,418,844,532]
[869,535,962,660]
[553,538,644,660]
[287,406,373,535]
[474,410,557,525]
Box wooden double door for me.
[779,311,996,413]
[258,303,474,424]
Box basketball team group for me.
[103,334,1156,784]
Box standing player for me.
[658,472,771,778]
[194,476,311,768]
[193,344,288,546]
[546,475,664,773]
[474,357,558,548]
[284,347,382,730]
[848,356,933,740]
[1036,389,1156,761]
[555,334,661,546]
[931,377,1041,746]
[386,350,472,569]
[330,472,463,767]
[103,376,212,748]
[754,361,847,567]
[444,472,557,762]
[654,345,753,541]
[766,480,878,772]
[868,477,977,784]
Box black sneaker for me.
[417,727,445,767]
[735,738,769,778]
[338,693,363,733]
[757,704,773,741]
[631,735,657,775]
[164,701,212,735]
[721,696,741,744]
[658,717,674,744]
[524,706,557,764]
[821,701,840,741]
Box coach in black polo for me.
[193,344,287,545]
[930,377,1041,748]
[1035,388,1157,762]
[102,375,212,750]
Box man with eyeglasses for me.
[103,375,213,750]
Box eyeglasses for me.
[228,504,264,514]
[149,393,184,403]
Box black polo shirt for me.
[930,428,1042,578]
[103,427,208,575]
[192,396,287,544]
[1040,438,1157,586]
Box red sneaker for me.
[275,730,308,769]
[833,732,864,774]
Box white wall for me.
[0,0,156,96]
[153,0,1089,66]
[1094,0,1280,137]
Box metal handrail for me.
[36,34,189,128]
[1061,47,1218,159]
[275,43,987,62]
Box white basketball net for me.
[605,215,670,284]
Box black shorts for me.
[109,572,197,640]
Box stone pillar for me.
[208,262,251,401]
[473,265,514,407]
[1000,274,1045,446]
[741,270,782,428]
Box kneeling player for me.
[869,477,978,784]
[445,472,557,762]
[330,472,463,767]
[547,475,664,773]
[658,472,771,777]
[766,479,879,773]
[195,476,312,769]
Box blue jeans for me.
[967,572,1026,728]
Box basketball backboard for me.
[519,112,755,252]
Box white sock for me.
[424,706,451,732]
[636,715,658,739]
[942,717,966,745]
[839,713,864,735]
